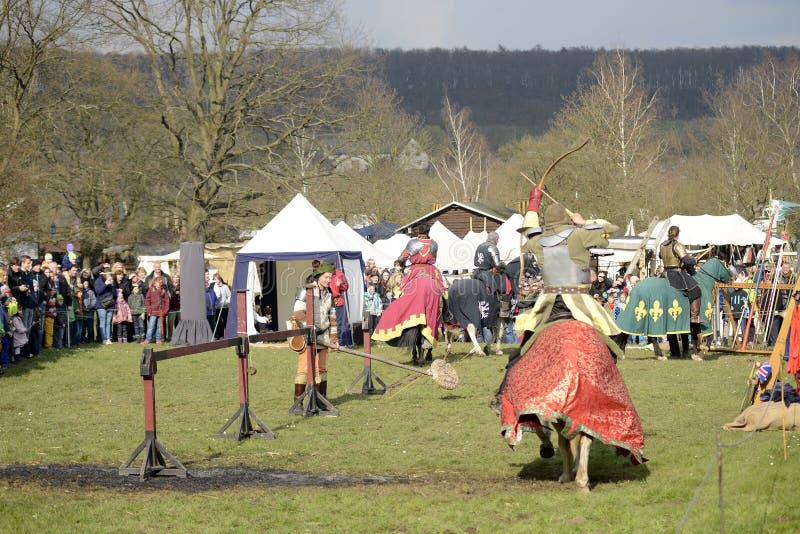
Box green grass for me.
[1,340,798,533]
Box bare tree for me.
[708,53,800,218]
[554,50,665,200]
[0,0,91,231]
[39,52,169,261]
[433,95,490,202]
[101,0,361,241]
[316,76,434,223]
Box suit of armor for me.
[659,238,701,322]
[473,240,506,296]
[515,207,620,351]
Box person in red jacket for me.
[330,267,352,346]
[143,277,170,344]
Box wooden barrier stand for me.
[119,290,312,480]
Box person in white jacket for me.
[212,273,231,339]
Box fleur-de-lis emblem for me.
[649,301,664,321]
[634,301,647,321]
[668,299,683,320]
[704,302,713,320]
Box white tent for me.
[227,194,364,337]
[373,233,411,264]
[334,221,395,268]
[496,213,525,262]
[647,214,775,246]
[431,221,469,273]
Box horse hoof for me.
[656,355,667,361]
[576,483,591,493]
[539,442,555,458]
[558,473,573,484]
[488,395,502,416]
[691,354,704,361]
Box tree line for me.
[1,1,798,269]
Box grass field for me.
[0,339,798,533]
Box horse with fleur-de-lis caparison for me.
[615,258,734,359]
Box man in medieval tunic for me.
[659,225,701,324]
[372,223,445,353]
[289,260,338,401]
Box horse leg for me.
[690,323,703,361]
[612,333,627,360]
[651,336,666,360]
[492,317,505,356]
[465,324,485,357]
[573,434,593,492]
[553,422,575,483]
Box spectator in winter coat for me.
[143,278,170,344]
[127,284,146,343]
[205,271,218,333]
[94,271,115,345]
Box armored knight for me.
[514,199,621,348]
[490,187,622,423]
[395,223,445,294]
[659,225,701,323]
[473,231,506,296]
[372,223,446,351]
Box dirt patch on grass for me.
[0,464,401,492]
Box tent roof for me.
[238,194,360,257]
[373,234,411,262]
[646,214,775,246]
[334,221,395,267]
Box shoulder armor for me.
[539,228,575,247]
[428,239,438,258]
[403,238,423,256]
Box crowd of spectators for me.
[0,246,234,374]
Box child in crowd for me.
[364,283,383,334]
[1,295,13,370]
[127,284,146,342]
[144,278,170,344]
[112,288,133,343]
[43,291,56,348]
[11,298,29,359]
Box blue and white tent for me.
[226,194,364,337]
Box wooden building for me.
[397,201,518,239]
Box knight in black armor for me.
[473,231,506,297]
[659,226,701,323]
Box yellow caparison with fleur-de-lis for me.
[668,299,683,320]
[634,301,647,321]
[649,301,664,321]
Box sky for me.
[342,0,800,51]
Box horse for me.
[442,255,539,358]
[373,272,444,366]
[496,256,645,489]
[500,320,646,490]
[614,257,733,359]
[443,278,502,357]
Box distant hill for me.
[379,46,799,145]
